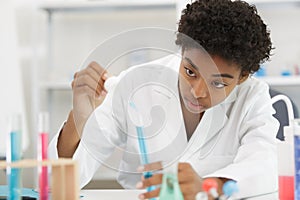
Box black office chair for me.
[270,89,299,141]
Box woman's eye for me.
[185,68,196,77]
[211,81,227,89]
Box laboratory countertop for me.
[0,187,280,200]
[80,189,278,200]
[80,189,142,200]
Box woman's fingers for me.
[88,61,107,78]
[138,187,161,200]
[138,173,163,188]
[137,161,163,173]
[178,163,203,200]
[136,164,163,200]
[72,61,108,98]
[88,62,108,91]
[74,75,100,97]
[86,64,107,92]
[178,162,196,182]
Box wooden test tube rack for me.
[0,159,79,200]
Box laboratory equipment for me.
[202,178,218,199]
[219,180,238,200]
[6,114,22,200]
[159,163,184,200]
[103,76,118,92]
[196,179,238,200]
[0,158,79,200]
[128,102,156,196]
[38,112,49,200]
[271,94,295,200]
[195,192,208,200]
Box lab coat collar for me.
[187,86,238,155]
[221,85,238,106]
[205,86,238,140]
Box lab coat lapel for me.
[185,105,227,154]
[203,87,238,143]
[202,105,228,143]
[188,87,238,154]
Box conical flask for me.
[159,163,184,200]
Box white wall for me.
[255,3,300,109]
[0,1,29,156]
[0,0,30,185]
[256,4,300,76]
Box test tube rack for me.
[0,158,79,200]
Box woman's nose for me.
[191,79,208,98]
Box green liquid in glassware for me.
[159,172,184,200]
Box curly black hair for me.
[175,0,273,75]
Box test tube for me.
[38,112,49,200]
[129,102,156,198]
[6,114,22,200]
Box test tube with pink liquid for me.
[38,112,49,200]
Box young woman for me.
[49,0,279,199]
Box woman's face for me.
[178,48,246,114]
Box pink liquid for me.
[39,132,48,200]
[279,176,294,200]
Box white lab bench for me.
[80,189,279,200]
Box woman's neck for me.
[180,96,203,141]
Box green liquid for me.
[159,173,184,200]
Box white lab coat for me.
[49,54,279,199]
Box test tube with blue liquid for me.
[129,102,156,198]
[6,114,22,200]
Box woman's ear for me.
[238,72,249,84]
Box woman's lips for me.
[185,98,205,112]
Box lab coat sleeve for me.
[74,98,127,188]
[204,87,279,199]
[72,71,129,188]
[48,122,66,159]
[48,77,127,189]
[47,118,112,189]
[48,119,110,189]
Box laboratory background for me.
[0,0,300,190]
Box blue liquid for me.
[9,168,21,200]
[136,126,149,164]
[295,135,300,200]
[8,131,22,200]
[130,102,156,199]
[136,126,156,199]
